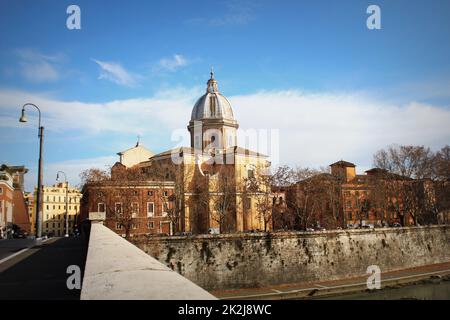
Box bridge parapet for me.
[80,222,217,300]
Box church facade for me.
[81,72,272,236]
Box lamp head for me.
[19,108,27,123]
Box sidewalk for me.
[211,261,450,300]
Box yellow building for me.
[40,182,82,237]
[136,72,272,233]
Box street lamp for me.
[56,171,69,237]
[19,103,44,239]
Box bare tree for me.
[373,145,434,179]
[244,164,275,232]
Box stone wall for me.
[131,225,450,291]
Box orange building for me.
[284,160,436,230]
[0,164,31,237]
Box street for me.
[0,239,37,261]
[0,236,88,300]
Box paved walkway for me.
[0,236,88,300]
[212,261,450,300]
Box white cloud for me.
[230,90,450,169]
[92,59,141,87]
[0,87,196,136]
[25,156,117,191]
[15,49,62,83]
[1,87,449,183]
[158,54,189,72]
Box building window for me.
[115,202,122,215]
[163,191,168,197]
[162,202,169,216]
[116,223,122,230]
[147,191,153,196]
[147,221,154,229]
[348,212,353,220]
[98,203,105,213]
[131,202,139,218]
[147,202,154,217]
[248,169,255,179]
[132,223,138,230]
[245,198,251,210]
[133,190,138,196]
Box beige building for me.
[117,141,155,168]
[136,71,272,233]
[82,72,273,235]
[40,182,82,237]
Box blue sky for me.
[1,0,450,191]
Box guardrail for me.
[80,219,217,300]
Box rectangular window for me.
[131,202,139,218]
[147,221,154,229]
[116,223,122,230]
[147,202,154,217]
[163,191,168,197]
[162,202,169,216]
[245,198,251,210]
[147,191,153,196]
[0,187,3,195]
[115,202,122,215]
[132,223,138,230]
[98,203,105,213]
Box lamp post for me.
[57,171,69,237]
[19,103,44,239]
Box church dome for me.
[190,71,235,122]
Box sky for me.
[0,0,449,191]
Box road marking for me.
[0,238,52,265]
[0,248,31,265]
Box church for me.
[81,72,272,236]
